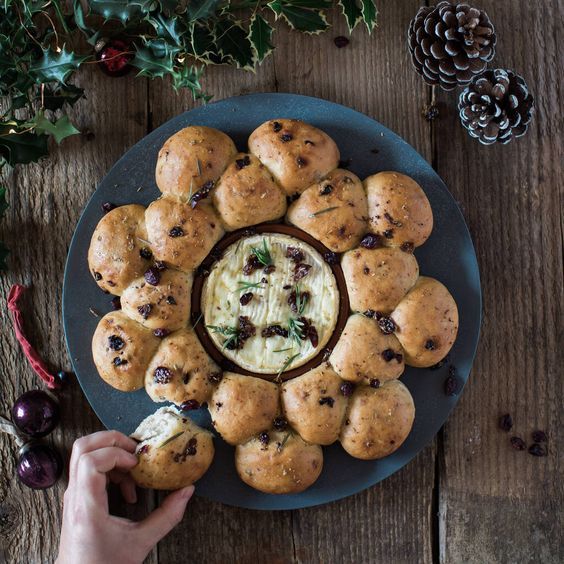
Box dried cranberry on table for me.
[510,436,526,451]
[532,430,547,443]
[499,414,513,432]
[528,443,547,457]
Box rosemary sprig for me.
[158,431,184,449]
[309,206,339,218]
[287,317,305,346]
[251,239,273,267]
[276,353,301,379]
[294,283,307,315]
[196,158,202,176]
[206,324,240,350]
[234,280,263,292]
[273,347,293,353]
[277,432,292,451]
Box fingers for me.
[77,447,138,505]
[108,470,138,504]
[137,486,194,547]
[70,430,137,482]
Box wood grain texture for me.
[0,66,156,564]
[0,1,562,563]
[434,1,563,563]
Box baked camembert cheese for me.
[202,233,339,374]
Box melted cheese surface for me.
[202,233,339,374]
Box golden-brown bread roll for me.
[365,172,433,248]
[130,406,214,489]
[121,269,192,331]
[391,276,458,367]
[212,153,287,230]
[208,373,279,445]
[286,169,368,252]
[340,380,415,460]
[329,314,405,384]
[92,311,160,392]
[155,126,237,199]
[88,204,150,295]
[281,363,347,445]
[248,119,339,196]
[145,198,223,272]
[342,247,419,314]
[144,329,221,406]
[235,431,323,494]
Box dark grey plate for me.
[63,93,481,510]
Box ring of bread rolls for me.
[88,120,459,493]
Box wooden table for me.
[0,2,562,562]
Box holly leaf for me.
[89,0,142,23]
[29,47,89,85]
[150,13,183,45]
[172,64,211,102]
[0,241,8,271]
[249,14,274,63]
[338,0,363,33]
[131,44,175,78]
[187,0,223,22]
[360,0,377,32]
[43,84,85,111]
[214,19,254,70]
[268,0,329,34]
[189,23,229,65]
[0,124,49,166]
[27,113,80,145]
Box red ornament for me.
[96,38,133,77]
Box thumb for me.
[138,486,194,547]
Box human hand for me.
[56,430,194,564]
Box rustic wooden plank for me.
[149,2,436,564]
[434,1,563,562]
[0,65,154,564]
[273,3,436,563]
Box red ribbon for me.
[7,284,59,389]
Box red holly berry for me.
[96,39,133,77]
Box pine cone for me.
[408,2,496,90]
[458,69,534,145]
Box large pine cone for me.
[458,69,534,145]
[408,2,496,90]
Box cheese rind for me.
[202,233,339,374]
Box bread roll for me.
[92,311,159,392]
[121,269,192,331]
[208,373,279,445]
[248,119,339,196]
[281,363,347,445]
[329,314,405,384]
[145,198,223,272]
[235,431,323,494]
[88,204,149,295]
[155,126,237,199]
[391,276,459,367]
[130,406,214,489]
[213,153,287,230]
[287,169,368,252]
[340,380,415,460]
[145,329,220,406]
[342,247,419,313]
[365,172,433,248]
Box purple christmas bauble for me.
[11,390,60,438]
[17,444,63,489]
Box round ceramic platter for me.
[63,93,481,510]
